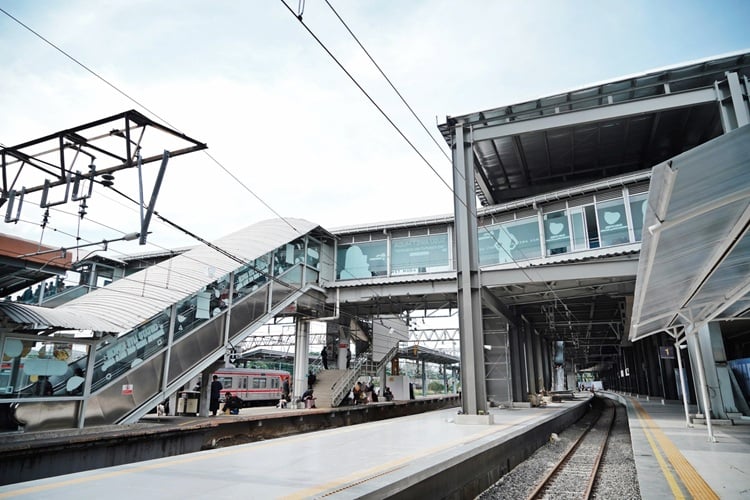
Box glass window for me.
[570,205,600,250]
[220,377,233,389]
[336,241,387,279]
[391,234,450,275]
[1,336,90,398]
[629,193,648,241]
[570,208,587,251]
[92,312,170,391]
[544,211,570,255]
[252,377,267,389]
[597,198,630,246]
[479,217,542,265]
[306,238,321,269]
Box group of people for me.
[350,382,395,404]
[209,374,244,416]
[276,374,315,409]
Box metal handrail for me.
[328,343,400,407]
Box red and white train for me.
[212,367,291,406]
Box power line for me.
[0,6,297,233]
[279,0,455,196]
[323,0,452,164]
[280,1,589,338]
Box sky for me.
[1,0,749,261]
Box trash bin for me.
[177,391,200,415]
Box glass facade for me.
[391,234,450,275]
[544,211,570,255]
[597,198,630,246]
[479,218,541,265]
[629,193,648,241]
[336,187,647,279]
[336,240,387,279]
[0,336,91,398]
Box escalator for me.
[6,219,331,431]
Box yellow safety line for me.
[631,401,686,499]
[280,414,538,499]
[631,398,719,500]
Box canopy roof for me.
[630,125,750,340]
[439,50,750,206]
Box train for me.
[210,367,291,407]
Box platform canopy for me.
[0,233,72,297]
[438,50,750,364]
[439,50,750,207]
[630,125,750,341]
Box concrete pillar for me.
[293,318,310,401]
[198,371,212,417]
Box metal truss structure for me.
[1,110,206,244]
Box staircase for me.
[313,345,401,408]
[312,369,348,408]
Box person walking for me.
[210,375,222,416]
[321,345,328,369]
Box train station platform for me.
[0,396,590,499]
[603,391,750,500]
[4,393,748,499]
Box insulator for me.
[101,173,115,187]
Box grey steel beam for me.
[332,276,457,303]
[481,287,519,328]
[727,71,750,129]
[473,154,495,205]
[471,87,717,142]
[452,124,488,415]
[481,259,638,286]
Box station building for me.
[0,51,748,436]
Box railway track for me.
[526,398,616,499]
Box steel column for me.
[452,124,488,415]
[293,318,310,401]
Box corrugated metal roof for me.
[630,125,750,340]
[2,218,320,334]
[439,50,750,206]
[0,302,121,332]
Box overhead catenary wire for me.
[4,4,588,343]
[279,0,590,338]
[0,6,297,234]
[0,0,413,336]
[322,0,452,163]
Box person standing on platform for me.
[282,378,291,402]
[346,348,351,369]
[210,375,222,416]
[321,346,328,369]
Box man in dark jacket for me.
[321,346,328,369]
[210,375,222,416]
